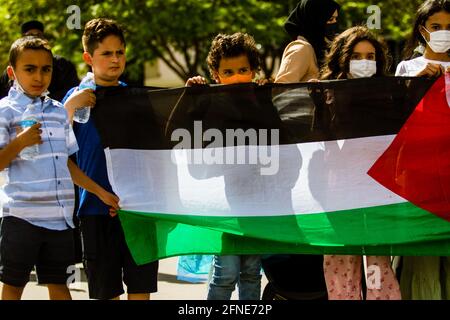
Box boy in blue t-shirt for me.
[0,37,119,300]
[63,18,159,300]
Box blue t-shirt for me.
[62,82,126,216]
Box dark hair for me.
[9,36,52,68]
[321,26,390,80]
[206,32,261,78]
[21,20,44,35]
[404,0,450,59]
[82,18,126,55]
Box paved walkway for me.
[0,257,268,300]
[1,177,269,300]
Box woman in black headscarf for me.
[275,0,340,83]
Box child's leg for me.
[127,293,150,300]
[442,256,450,300]
[238,255,262,300]
[35,226,74,300]
[80,216,124,300]
[123,258,157,300]
[400,256,441,300]
[120,217,158,300]
[207,255,240,300]
[1,284,25,300]
[365,256,401,300]
[47,284,71,300]
[323,255,362,300]
[0,217,42,300]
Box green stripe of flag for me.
[119,202,450,265]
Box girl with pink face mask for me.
[319,26,402,300]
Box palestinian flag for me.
[369,75,450,222]
[92,77,450,265]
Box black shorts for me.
[0,216,75,287]
[80,215,159,300]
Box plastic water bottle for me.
[19,104,39,160]
[73,72,96,123]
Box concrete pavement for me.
[0,257,268,300]
[1,177,269,300]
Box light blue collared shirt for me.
[0,86,78,230]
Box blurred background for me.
[0,0,424,87]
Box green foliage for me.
[339,0,424,39]
[0,0,428,83]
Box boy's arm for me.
[0,140,23,171]
[67,158,120,216]
[0,123,42,171]
[63,89,96,124]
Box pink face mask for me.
[218,74,253,85]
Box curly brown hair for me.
[320,26,390,80]
[82,18,126,55]
[206,32,261,79]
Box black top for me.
[284,0,340,62]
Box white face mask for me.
[10,68,49,98]
[9,69,26,94]
[349,59,377,78]
[422,28,450,53]
[12,79,26,94]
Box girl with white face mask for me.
[320,26,389,80]
[396,0,450,78]
[395,0,450,301]
[319,26,402,300]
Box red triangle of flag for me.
[368,75,450,222]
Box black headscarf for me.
[284,0,340,62]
